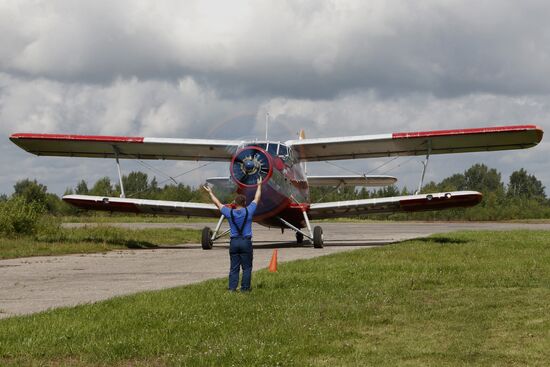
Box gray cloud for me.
[2,1,550,98]
[0,1,549,195]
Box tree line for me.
[1,163,548,220]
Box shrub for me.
[0,196,56,236]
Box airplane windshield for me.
[267,143,278,155]
[278,144,288,156]
[243,142,290,158]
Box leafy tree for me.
[13,179,48,207]
[158,183,195,202]
[373,185,400,198]
[148,177,161,198]
[89,177,114,196]
[463,163,504,194]
[438,173,467,191]
[358,187,370,199]
[507,168,546,200]
[75,180,89,195]
[119,171,149,197]
[0,194,7,202]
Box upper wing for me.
[10,133,242,161]
[307,175,396,187]
[286,125,543,162]
[63,194,221,218]
[308,191,482,219]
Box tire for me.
[201,227,213,250]
[313,226,324,248]
[296,231,304,244]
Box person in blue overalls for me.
[203,177,262,291]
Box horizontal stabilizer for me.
[307,175,396,187]
[10,133,241,161]
[308,191,482,219]
[286,125,543,162]
[63,195,220,218]
[206,177,236,189]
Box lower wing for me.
[63,195,220,218]
[308,191,482,219]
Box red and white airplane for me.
[10,124,543,248]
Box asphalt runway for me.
[1,221,549,319]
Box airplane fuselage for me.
[232,143,310,229]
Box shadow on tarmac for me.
[150,239,399,250]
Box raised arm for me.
[253,177,262,204]
[203,185,224,210]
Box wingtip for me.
[533,125,544,143]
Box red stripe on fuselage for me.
[392,125,542,139]
[10,133,144,143]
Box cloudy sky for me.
[1,0,549,196]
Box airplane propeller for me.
[231,146,272,186]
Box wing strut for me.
[114,146,126,198]
[211,214,231,241]
[302,209,313,237]
[277,216,312,241]
[415,140,431,195]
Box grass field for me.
[1,230,549,366]
[0,226,201,260]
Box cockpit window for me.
[278,144,288,156]
[256,143,267,150]
[267,143,278,155]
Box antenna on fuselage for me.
[299,129,307,175]
[265,112,270,141]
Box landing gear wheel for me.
[296,231,304,244]
[201,227,213,250]
[313,226,324,248]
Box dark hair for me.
[234,194,247,207]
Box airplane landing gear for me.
[313,226,324,248]
[200,215,230,250]
[277,211,324,249]
[201,227,213,250]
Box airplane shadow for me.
[117,235,466,251]
[416,236,468,245]
[136,239,401,251]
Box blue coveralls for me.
[221,202,257,291]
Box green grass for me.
[1,230,549,366]
[0,226,201,260]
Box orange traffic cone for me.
[268,249,278,272]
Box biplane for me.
[10,124,543,248]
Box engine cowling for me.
[230,146,273,187]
